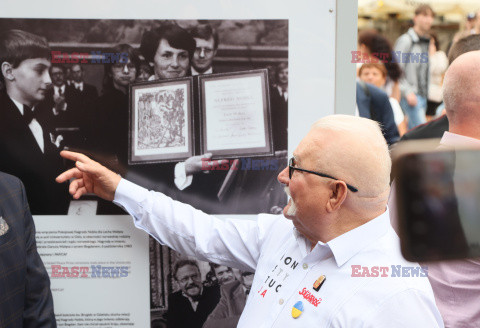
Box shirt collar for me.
[325,208,391,267]
[439,131,480,149]
[9,95,35,115]
[191,66,213,76]
[407,28,420,42]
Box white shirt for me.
[74,82,84,92]
[54,84,65,96]
[114,179,444,327]
[276,85,288,101]
[10,96,44,153]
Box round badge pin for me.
[292,301,304,319]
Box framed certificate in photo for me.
[198,69,274,159]
[129,77,194,164]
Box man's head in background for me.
[278,115,391,244]
[71,64,85,84]
[448,34,480,65]
[209,263,234,285]
[189,24,218,74]
[0,29,51,107]
[275,62,288,88]
[140,24,195,80]
[413,5,435,36]
[233,269,254,292]
[443,50,480,139]
[173,259,203,299]
[358,62,387,89]
[49,64,66,87]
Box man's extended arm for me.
[56,150,275,272]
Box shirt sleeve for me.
[361,289,445,328]
[114,178,276,272]
[174,161,193,190]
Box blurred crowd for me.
[356,5,480,145]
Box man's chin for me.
[185,286,201,298]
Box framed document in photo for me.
[198,69,274,159]
[129,77,194,164]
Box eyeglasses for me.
[288,157,358,192]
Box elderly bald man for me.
[423,50,480,327]
[56,115,443,327]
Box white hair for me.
[310,114,391,198]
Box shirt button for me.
[303,263,309,270]
[279,299,284,305]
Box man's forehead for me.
[23,57,50,67]
[215,266,230,273]
[178,264,199,274]
[194,37,215,47]
[51,66,64,72]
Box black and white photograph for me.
[0,18,289,216]
[149,238,253,328]
[130,77,194,164]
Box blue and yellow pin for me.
[291,301,304,318]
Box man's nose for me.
[122,65,130,74]
[199,48,206,58]
[278,166,289,185]
[44,71,52,85]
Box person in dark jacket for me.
[356,81,399,145]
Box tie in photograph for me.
[23,104,35,124]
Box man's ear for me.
[326,181,348,213]
[1,62,15,81]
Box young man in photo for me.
[0,29,69,214]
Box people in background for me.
[0,29,69,214]
[426,32,448,121]
[167,259,220,328]
[358,62,407,136]
[394,4,435,129]
[189,24,219,75]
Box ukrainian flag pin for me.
[292,301,304,319]
[313,275,326,292]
